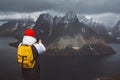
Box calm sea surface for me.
[0,37,120,80]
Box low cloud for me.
[0,0,120,14]
[0,10,64,21]
[86,13,120,27]
[0,11,120,27]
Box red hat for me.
[24,29,35,37]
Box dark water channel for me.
[0,37,120,80]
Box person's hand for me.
[39,39,42,43]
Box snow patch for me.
[108,32,112,35]
[0,21,7,26]
[116,37,120,39]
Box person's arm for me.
[33,40,46,54]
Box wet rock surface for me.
[43,43,115,56]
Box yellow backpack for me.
[17,44,36,69]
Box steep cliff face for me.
[112,21,120,40]
[34,11,115,56]
[34,11,98,43]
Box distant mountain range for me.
[0,11,119,43]
[0,19,35,38]
[0,11,117,55]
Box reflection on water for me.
[0,37,120,80]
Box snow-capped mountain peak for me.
[79,15,104,27]
[116,20,120,27]
[63,11,79,23]
[65,11,78,20]
[54,16,62,24]
[38,13,54,25]
[0,21,7,26]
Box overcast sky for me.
[0,0,120,27]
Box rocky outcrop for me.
[34,11,98,44]
[33,11,115,56]
[44,43,115,56]
[43,35,115,56]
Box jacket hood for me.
[22,36,37,45]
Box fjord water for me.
[0,37,120,80]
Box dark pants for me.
[21,60,40,80]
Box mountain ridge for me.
[0,11,116,56]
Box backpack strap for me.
[31,45,39,62]
[21,56,26,68]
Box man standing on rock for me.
[17,28,46,80]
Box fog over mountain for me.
[0,11,120,27]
